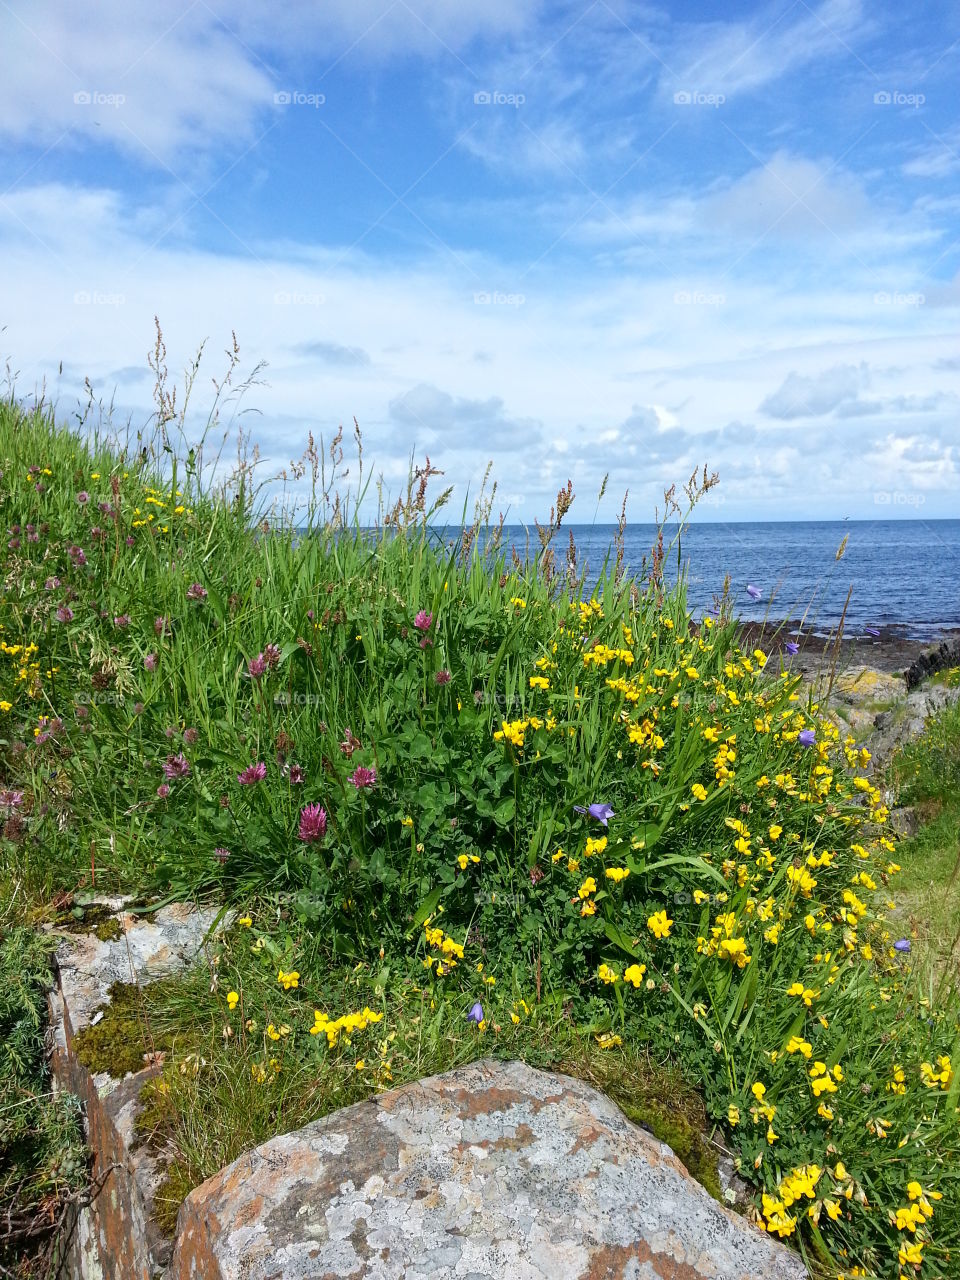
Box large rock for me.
[170,1058,805,1280]
[47,899,226,1279]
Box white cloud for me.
[1,179,958,519]
[760,363,870,419]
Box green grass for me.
[2,376,960,1280]
[888,700,960,997]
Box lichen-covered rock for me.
[170,1058,806,1280]
[47,899,225,1280]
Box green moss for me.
[133,1072,176,1153]
[93,917,123,942]
[72,981,171,1078]
[617,1097,724,1202]
[57,903,123,938]
[151,1160,193,1237]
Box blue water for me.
[500,520,960,639]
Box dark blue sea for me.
[499,520,960,640]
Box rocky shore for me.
[734,621,960,680]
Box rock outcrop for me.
[169,1057,805,1280]
[47,899,225,1278]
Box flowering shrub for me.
[1,394,958,1279]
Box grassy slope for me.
[2,391,960,1279]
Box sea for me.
[495,520,960,640]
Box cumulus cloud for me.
[389,382,542,449]
[291,342,371,368]
[760,364,870,419]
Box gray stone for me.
[47,899,227,1280]
[169,1058,806,1280]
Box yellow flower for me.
[529,675,550,690]
[728,1105,740,1126]
[226,991,239,1010]
[623,964,646,987]
[604,866,630,883]
[277,968,300,990]
[597,964,619,984]
[691,783,707,801]
[647,909,673,939]
[768,824,782,840]
[238,915,253,927]
[577,876,598,900]
[751,1082,766,1100]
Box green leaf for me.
[408,885,442,936]
[493,796,516,827]
[602,920,640,959]
[643,853,730,890]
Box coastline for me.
[732,620,960,678]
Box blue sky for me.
[1,0,958,520]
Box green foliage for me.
[0,924,86,1273]
[1,392,959,1279]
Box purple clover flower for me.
[76,491,89,504]
[144,653,158,671]
[248,653,267,679]
[186,582,207,601]
[56,606,74,622]
[414,610,433,632]
[298,803,328,842]
[238,761,267,785]
[213,847,231,865]
[348,765,377,790]
[162,753,191,780]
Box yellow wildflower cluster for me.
[423,921,466,975]
[309,1006,383,1047]
[696,912,752,968]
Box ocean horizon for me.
[475,518,960,639]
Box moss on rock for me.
[72,981,170,1078]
